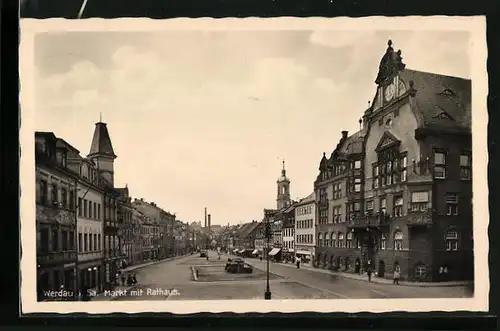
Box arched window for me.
[346,232,353,248]
[393,231,403,250]
[330,232,335,247]
[323,233,328,247]
[338,232,344,248]
[318,233,322,247]
[445,229,458,251]
[380,233,387,250]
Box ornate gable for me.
[375,131,401,152]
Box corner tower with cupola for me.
[276,160,291,210]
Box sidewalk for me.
[91,254,190,301]
[274,260,470,287]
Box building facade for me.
[86,121,122,287]
[315,40,473,282]
[294,192,316,264]
[117,187,134,267]
[35,132,78,300]
[282,203,296,251]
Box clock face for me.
[384,84,396,101]
[398,82,407,96]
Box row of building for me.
[222,40,473,283]
[35,121,202,300]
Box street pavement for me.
[107,251,472,301]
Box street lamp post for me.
[264,219,272,300]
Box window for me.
[380,233,386,250]
[366,200,374,211]
[411,192,429,212]
[89,232,93,251]
[446,194,459,215]
[401,155,408,181]
[39,180,48,205]
[69,231,74,250]
[354,160,361,169]
[98,234,101,250]
[332,233,337,247]
[61,188,67,208]
[393,231,403,250]
[89,202,93,219]
[52,228,59,252]
[318,233,323,247]
[84,233,88,252]
[98,204,101,219]
[338,233,344,248]
[333,183,342,199]
[434,151,446,179]
[333,206,342,223]
[380,198,387,214]
[460,154,471,180]
[62,231,68,250]
[346,232,353,248]
[323,233,328,247]
[319,209,328,224]
[78,233,82,252]
[78,198,83,217]
[373,164,379,189]
[93,233,97,251]
[51,184,58,205]
[69,190,75,210]
[354,178,361,192]
[393,196,403,217]
[40,228,49,253]
[415,264,427,277]
[445,229,458,251]
[83,199,88,218]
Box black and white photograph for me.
[20,17,488,314]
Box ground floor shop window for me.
[415,264,427,277]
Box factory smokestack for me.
[204,207,207,228]
[208,214,211,230]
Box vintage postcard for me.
[20,17,489,314]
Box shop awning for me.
[287,249,295,253]
[296,250,311,255]
[268,248,281,256]
[238,249,245,253]
[252,249,259,255]
[233,249,239,253]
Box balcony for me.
[348,213,391,229]
[37,250,77,266]
[407,211,433,227]
[36,205,75,226]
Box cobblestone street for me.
[106,252,472,301]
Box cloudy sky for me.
[34,29,470,225]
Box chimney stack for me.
[342,131,348,139]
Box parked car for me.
[225,258,253,273]
[200,250,207,257]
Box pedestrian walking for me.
[296,256,301,269]
[367,267,372,282]
[393,268,400,285]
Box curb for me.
[191,266,198,281]
[122,254,189,273]
[276,262,471,287]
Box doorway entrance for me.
[378,260,385,277]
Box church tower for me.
[276,160,291,210]
[88,120,117,186]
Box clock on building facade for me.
[384,83,396,102]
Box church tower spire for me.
[276,159,291,210]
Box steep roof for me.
[399,69,471,130]
[295,192,316,206]
[88,122,116,158]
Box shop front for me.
[77,259,103,293]
[295,246,314,264]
